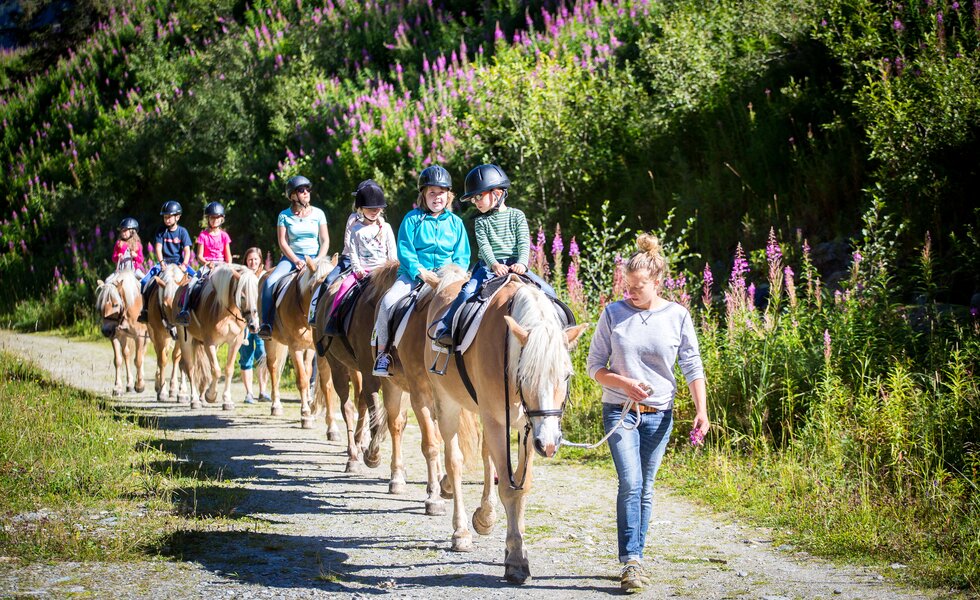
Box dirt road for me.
[0,331,948,599]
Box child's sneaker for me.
[372,353,392,377]
[137,309,148,323]
[243,393,257,404]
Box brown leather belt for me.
[635,404,660,414]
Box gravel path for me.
[0,330,953,599]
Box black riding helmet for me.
[461,164,510,200]
[160,200,183,215]
[118,217,139,231]
[205,201,225,217]
[417,165,452,191]
[353,179,387,209]
[286,175,312,198]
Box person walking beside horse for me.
[586,233,709,593]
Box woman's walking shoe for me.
[620,561,644,593]
[372,352,392,377]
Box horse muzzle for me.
[101,321,119,338]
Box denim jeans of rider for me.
[602,403,673,563]
[260,255,308,325]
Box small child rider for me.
[430,163,556,349]
[139,200,196,323]
[315,179,397,327]
[371,165,470,377]
[175,201,232,326]
[112,217,145,277]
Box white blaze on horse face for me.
[527,378,566,459]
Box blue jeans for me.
[261,255,308,326]
[325,254,351,286]
[140,262,196,289]
[437,259,556,332]
[238,332,266,370]
[603,403,673,563]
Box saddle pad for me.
[273,271,298,309]
[390,282,426,350]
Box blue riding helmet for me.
[205,201,225,217]
[418,165,452,191]
[118,217,139,231]
[160,200,183,215]
[286,175,312,198]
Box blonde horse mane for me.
[210,264,258,313]
[363,261,402,304]
[509,283,572,398]
[96,270,140,311]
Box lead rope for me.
[559,399,642,450]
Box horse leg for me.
[293,348,311,423]
[153,333,166,401]
[134,332,146,394]
[489,426,534,585]
[205,343,221,405]
[266,340,285,416]
[170,340,184,402]
[111,336,124,396]
[384,387,409,495]
[324,371,342,441]
[222,339,242,410]
[411,390,444,517]
[122,336,134,393]
[437,401,472,551]
[352,372,369,450]
[329,363,361,472]
[315,357,341,436]
[472,427,498,536]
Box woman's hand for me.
[294,259,306,271]
[693,412,710,435]
[622,378,653,403]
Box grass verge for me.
[0,350,254,562]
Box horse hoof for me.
[363,451,381,469]
[345,460,361,474]
[178,395,190,404]
[205,393,217,404]
[326,430,341,442]
[190,399,203,409]
[504,564,531,585]
[439,475,454,500]
[426,499,447,517]
[450,530,473,552]
[271,406,284,417]
[126,386,134,394]
[112,388,122,397]
[135,384,145,393]
[472,508,497,536]
[157,391,167,402]
[300,416,315,429]
[388,480,407,495]
[222,403,234,411]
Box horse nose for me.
[533,437,556,458]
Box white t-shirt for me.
[349,216,397,274]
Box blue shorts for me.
[238,332,266,370]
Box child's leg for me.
[436,264,490,337]
[374,274,414,353]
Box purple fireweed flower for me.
[852,251,863,265]
[893,19,904,31]
[569,237,580,258]
[552,224,564,257]
[730,243,749,288]
[823,329,832,362]
[689,428,705,447]
[702,263,713,308]
[766,227,782,264]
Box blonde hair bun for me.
[636,233,662,255]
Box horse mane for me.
[96,271,139,310]
[363,261,401,304]
[433,264,468,296]
[510,283,571,396]
[159,263,186,300]
[210,264,243,310]
[298,255,334,295]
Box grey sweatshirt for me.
[586,300,704,411]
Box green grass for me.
[0,350,251,562]
[659,445,980,591]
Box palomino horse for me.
[311,261,400,476]
[262,256,337,425]
[95,270,147,396]
[363,262,453,515]
[146,263,187,402]
[419,265,588,584]
[168,264,260,410]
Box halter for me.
[500,295,570,491]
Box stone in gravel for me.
[736,571,748,577]
[775,544,794,552]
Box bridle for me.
[500,296,570,490]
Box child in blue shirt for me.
[138,200,196,323]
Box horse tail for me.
[457,408,482,471]
[190,340,212,393]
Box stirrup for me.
[428,344,451,376]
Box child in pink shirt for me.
[113,217,145,276]
[175,202,232,325]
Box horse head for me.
[154,264,188,317]
[221,265,260,334]
[504,285,588,458]
[96,271,141,338]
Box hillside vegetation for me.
[1,0,978,590]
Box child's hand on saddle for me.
[491,263,510,277]
[294,259,306,271]
[510,263,527,275]
[354,270,367,280]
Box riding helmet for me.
[205,201,225,217]
[160,200,183,215]
[285,175,312,198]
[353,179,387,209]
[118,217,139,231]
[461,164,510,200]
[417,165,452,191]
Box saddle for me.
[314,273,365,357]
[177,272,209,314]
[389,279,427,350]
[266,271,298,329]
[445,274,575,353]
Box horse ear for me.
[97,279,105,287]
[418,268,440,289]
[153,276,165,287]
[305,256,316,272]
[564,323,590,348]
[503,315,530,346]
